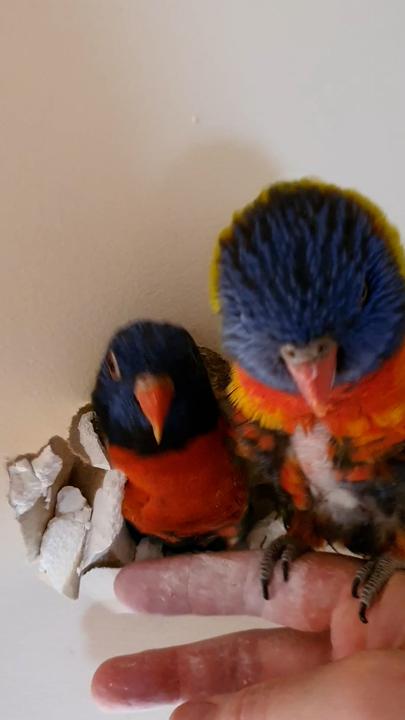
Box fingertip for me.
[114,557,192,614]
[91,650,180,710]
[113,562,141,611]
[91,659,124,711]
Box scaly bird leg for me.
[261,507,319,599]
[352,555,405,623]
[261,534,310,600]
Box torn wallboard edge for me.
[8,416,137,599]
[68,404,139,574]
[78,468,134,574]
[68,404,109,469]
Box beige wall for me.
[2,2,405,719]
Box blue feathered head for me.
[211,180,405,399]
[92,321,218,454]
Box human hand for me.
[92,551,405,719]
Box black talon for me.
[352,578,360,599]
[359,602,369,624]
[351,555,405,623]
[260,534,310,600]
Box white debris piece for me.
[8,459,43,517]
[39,486,91,599]
[77,410,110,470]
[8,437,75,561]
[79,469,135,573]
[56,485,90,518]
[31,445,64,508]
[8,446,63,517]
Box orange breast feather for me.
[109,425,247,541]
[230,341,405,463]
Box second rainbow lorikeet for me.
[211,179,405,622]
[91,321,248,553]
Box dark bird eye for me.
[106,350,121,381]
[360,282,368,306]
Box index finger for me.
[115,551,359,632]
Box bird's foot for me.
[352,554,405,624]
[261,534,310,600]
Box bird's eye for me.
[106,351,121,381]
[285,348,296,359]
[360,282,368,306]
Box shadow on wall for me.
[126,140,278,348]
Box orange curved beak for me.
[285,346,337,417]
[134,374,175,444]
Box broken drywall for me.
[8,406,137,599]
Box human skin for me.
[92,551,405,719]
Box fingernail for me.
[170,700,217,720]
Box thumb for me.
[170,650,405,720]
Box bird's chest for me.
[290,423,360,523]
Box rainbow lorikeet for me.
[91,321,248,553]
[211,179,405,622]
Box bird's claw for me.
[261,534,309,600]
[261,577,270,601]
[351,555,405,623]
